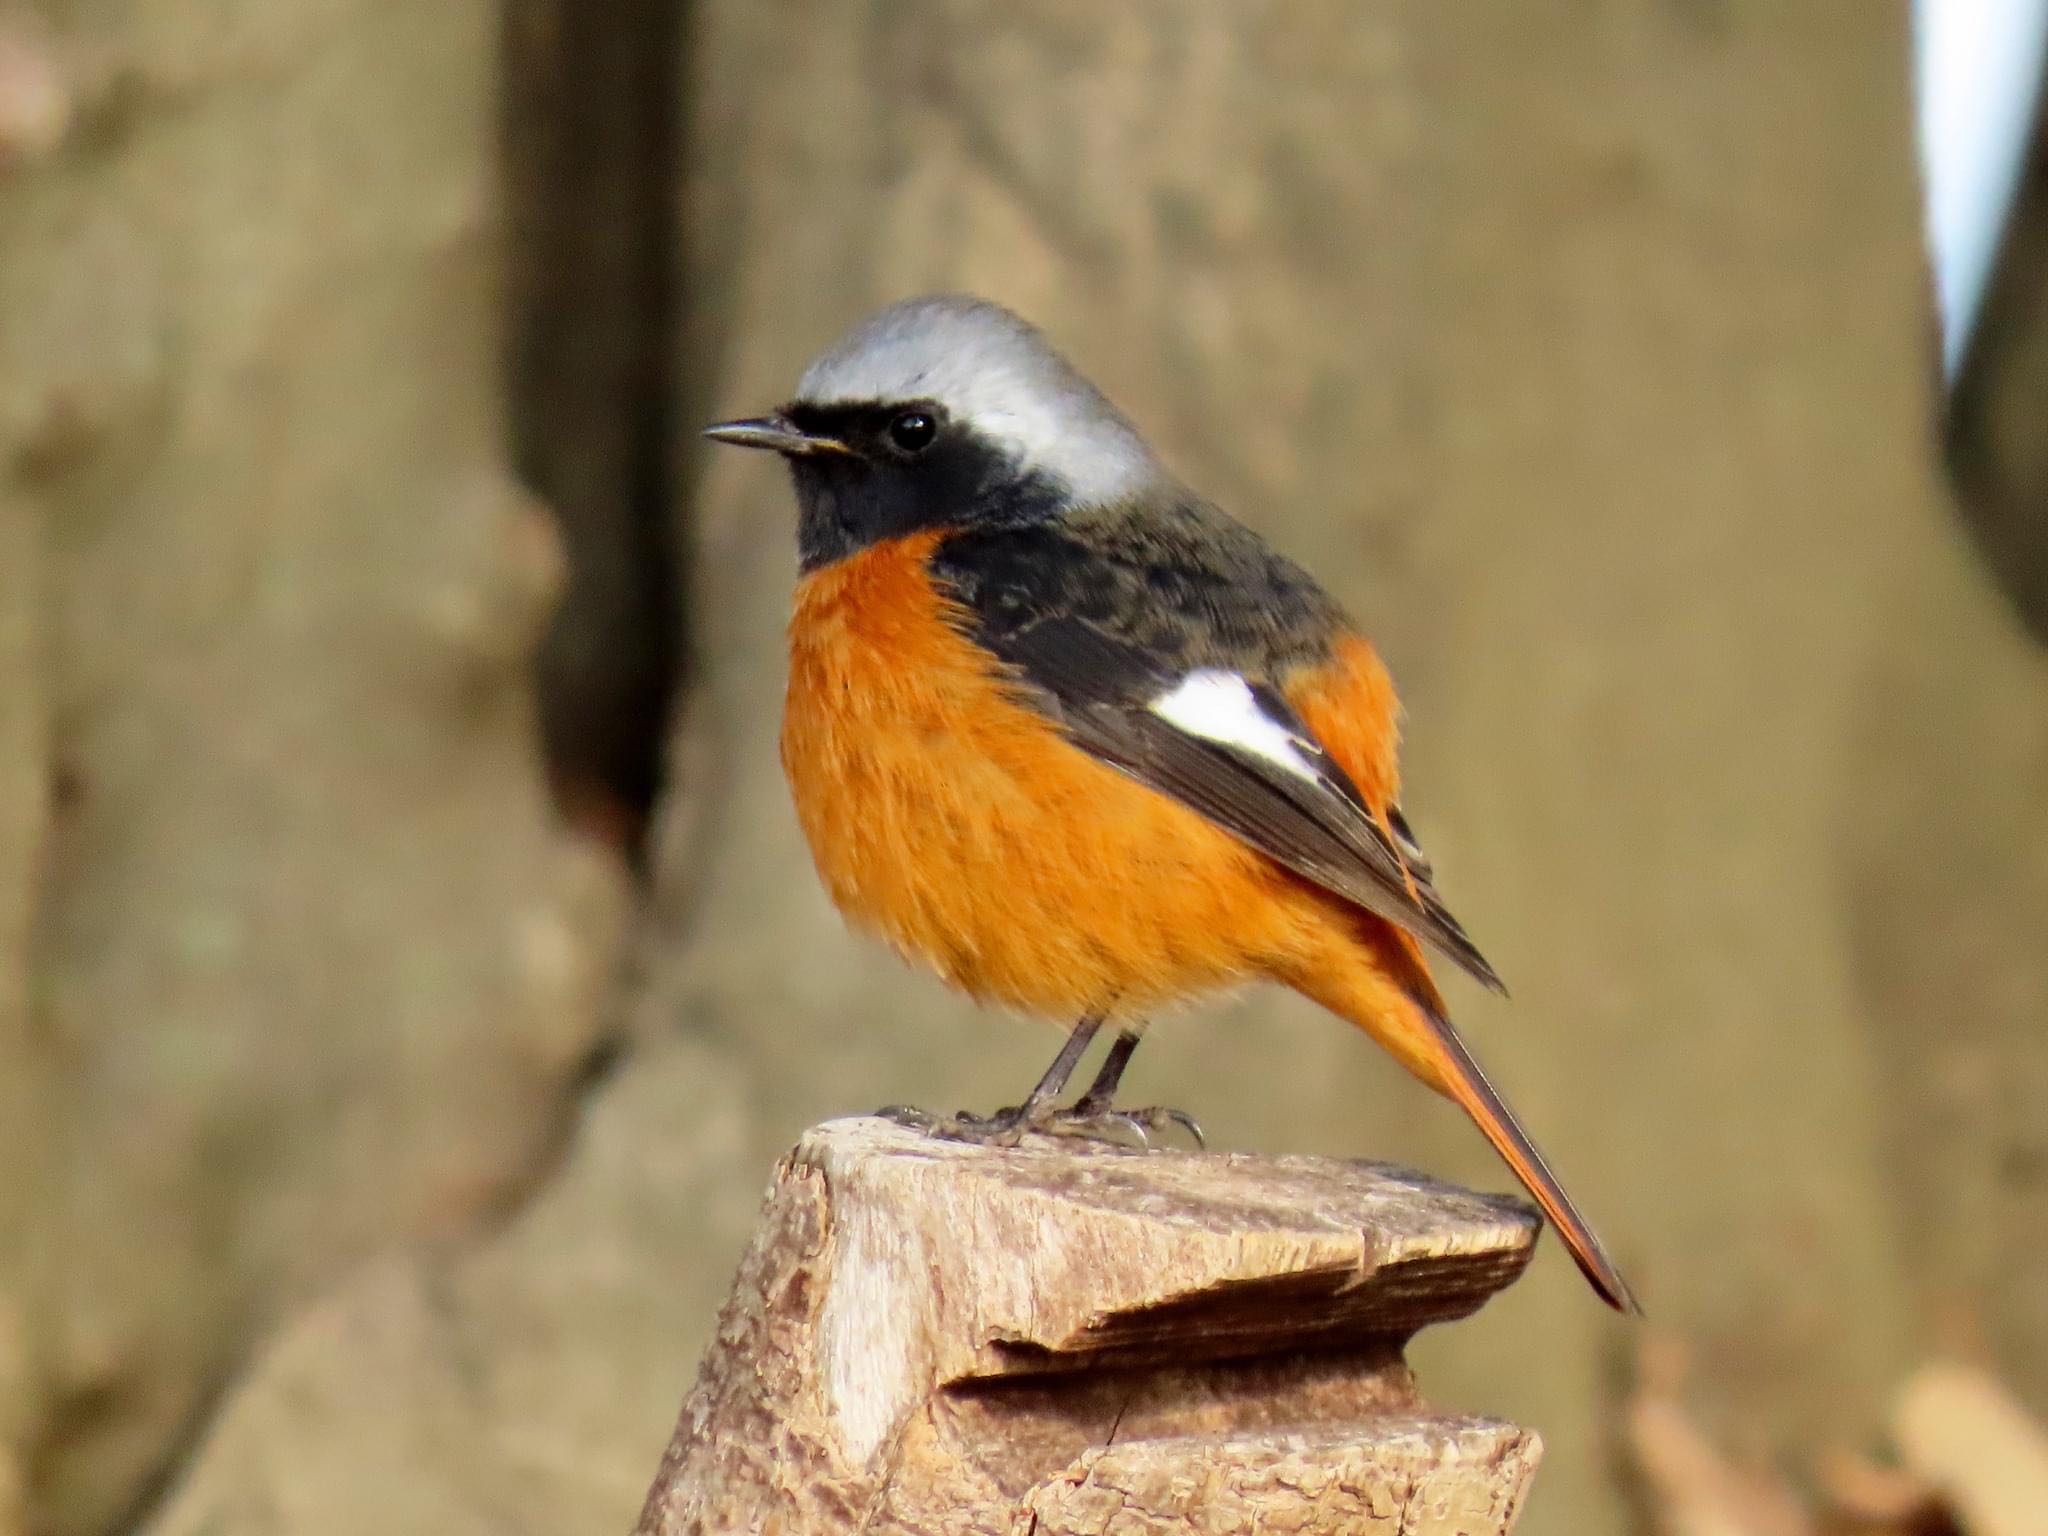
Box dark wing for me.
[932,511,1503,992]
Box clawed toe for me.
[875,1103,940,1133]
[889,1104,1041,1147]
[874,1093,1204,1153]
[934,1108,1028,1146]
[1144,1105,1207,1149]
[1052,1099,1206,1150]
[1048,1104,1152,1148]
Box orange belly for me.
[781,531,1334,1019]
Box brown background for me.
[1,3,2044,1534]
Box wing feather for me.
[986,609,1503,991]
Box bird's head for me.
[705,295,1161,569]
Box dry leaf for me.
[1628,1334,1815,1536]
[1892,1364,2048,1536]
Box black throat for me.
[781,403,1066,570]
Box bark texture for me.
[0,4,630,1531]
[635,1119,1542,1536]
[2,4,2043,1535]
[502,0,683,848]
[649,6,2046,1533]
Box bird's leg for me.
[1052,1027,1206,1149]
[1072,1028,1141,1108]
[904,1015,1103,1147]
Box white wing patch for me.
[1149,670,1321,783]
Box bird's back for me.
[933,494,1351,680]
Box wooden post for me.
[634,1117,1544,1535]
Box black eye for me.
[887,410,937,454]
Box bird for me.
[704,294,1639,1313]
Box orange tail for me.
[1303,941,1641,1313]
[1415,1000,1641,1313]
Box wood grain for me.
[635,1117,1542,1535]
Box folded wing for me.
[931,519,1502,992]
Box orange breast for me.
[780,531,1326,1019]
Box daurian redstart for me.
[707,295,1637,1312]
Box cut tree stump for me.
[634,1116,1545,1535]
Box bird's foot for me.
[874,1101,1043,1147]
[1051,1097,1206,1150]
[872,1098,1202,1151]
[873,1103,940,1134]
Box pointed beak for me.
[702,414,852,457]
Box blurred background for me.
[2,2,2045,1533]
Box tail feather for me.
[1295,923,1640,1312]
[1412,997,1640,1314]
